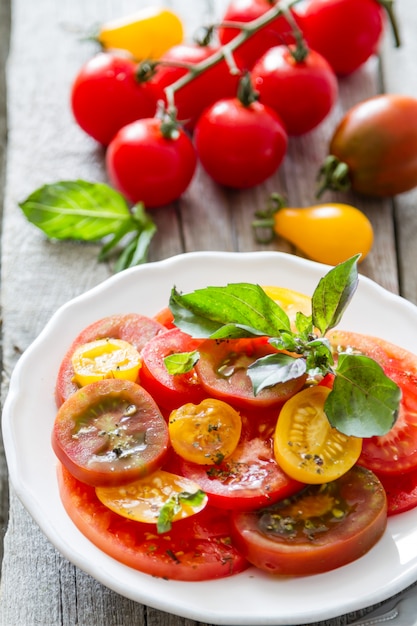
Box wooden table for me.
[1,0,417,624]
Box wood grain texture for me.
[1,0,417,624]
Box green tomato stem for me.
[316,156,351,199]
[377,0,401,48]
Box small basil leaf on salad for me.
[248,353,307,395]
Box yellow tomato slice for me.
[95,469,207,525]
[169,398,242,465]
[274,386,362,484]
[262,286,311,330]
[71,338,141,386]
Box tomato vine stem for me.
[162,0,304,113]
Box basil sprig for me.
[19,180,156,271]
[167,255,401,438]
[157,490,206,534]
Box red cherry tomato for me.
[52,378,170,487]
[194,89,288,189]
[70,52,157,146]
[251,44,338,135]
[218,0,296,70]
[328,330,417,475]
[293,0,386,76]
[147,44,244,130]
[231,465,387,575]
[106,117,197,207]
[55,313,166,406]
[139,328,208,411]
[58,463,249,581]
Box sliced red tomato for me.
[195,337,307,410]
[376,467,417,516]
[57,463,249,581]
[153,307,175,329]
[139,328,208,411]
[328,330,417,475]
[55,313,166,406]
[231,465,387,576]
[52,379,169,487]
[180,411,303,511]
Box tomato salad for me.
[52,257,417,582]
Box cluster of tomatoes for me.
[70,0,396,208]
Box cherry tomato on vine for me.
[106,114,197,207]
[52,378,170,487]
[231,465,387,576]
[251,43,338,136]
[146,44,244,130]
[194,75,288,189]
[293,0,397,76]
[318,95,417,198]
[218,0,296,70]
[70,52,157,146]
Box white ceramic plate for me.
[3,251,417,626]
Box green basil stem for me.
[163,0,304,112]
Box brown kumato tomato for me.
[318,95,417,198]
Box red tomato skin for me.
[57,463,249,581]
[180,420,304,511]
[328,95,417,197]
[70,53,157,146]
[294,0,385,76]
[231,465,387,576]
[194,99,288,189]
[52,379,170,487]
[139,328,208,411]
[376,468,417,516]
[328,330,417,475]
[55,313,166,407]
[251,45,338,135]
[218,0,296,70]
[195,338,306,410]
[106,118,197,207]
[147,44,244,130]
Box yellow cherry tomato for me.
[169,398,242,465]
[274,386,362,484]
[71,338,141,386]
[95,469,207,525]
[262,285,311,330]
[96,7,184,61]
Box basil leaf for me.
[170,283,291,339]
[325,353,401,437]
[164,350,199,375]
[157,490,206,534]
[19,180,134,240]
[248,353,307,395]
[312,255,360,335]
